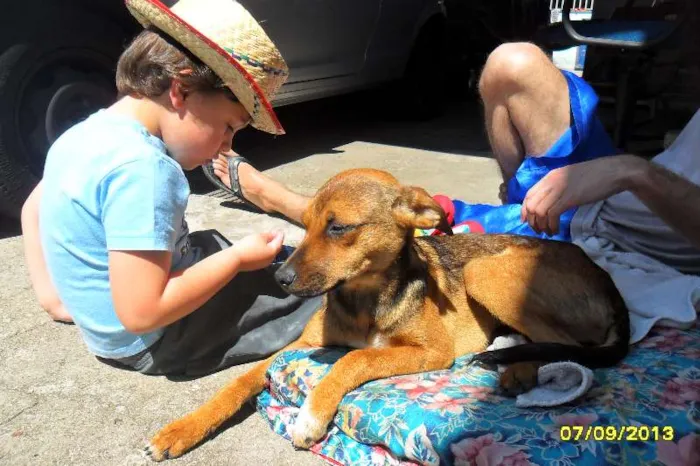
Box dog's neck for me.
[327,238,427,332]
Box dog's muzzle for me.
[274,265,297,290]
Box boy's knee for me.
[478,42,550,99]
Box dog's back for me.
[414,233,630,368]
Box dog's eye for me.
[327,223,355,237]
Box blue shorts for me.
[450,70,618,242]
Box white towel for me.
[486,335,594,408]
[515,362,594,408]
[569,224,700,343]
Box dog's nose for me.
[274,266,297,289]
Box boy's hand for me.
[232,231,285,271]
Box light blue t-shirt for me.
[40,110,197,359]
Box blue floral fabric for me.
[256,322,700,466]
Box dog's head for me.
[274,169,452,297]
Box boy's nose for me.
[219,135,234,153]
[219,141,232,154]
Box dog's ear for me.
[392,186,453,235]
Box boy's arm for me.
[103,156,283,333]
[109,231,283,334]
[21,182,72,322]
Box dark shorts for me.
[98,230,321,377]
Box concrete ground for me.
[0,93,503,465]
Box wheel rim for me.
[45,81,115,144]
[15,48,116,177]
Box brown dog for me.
[146,168,629,461]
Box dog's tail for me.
[469,340,628,369]
[472,287,630,369]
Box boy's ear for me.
[169,78,188,110]
[391,186,453,235]
[169,71,194,109]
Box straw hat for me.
[125,0,289,135]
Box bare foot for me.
[211,154,232,189]
[213,152,268,211]
[211,152,253,195]
[211,151,310,223]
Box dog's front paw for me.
[499,361,540,396]
[145,415,207,462]
[290,402,330,449]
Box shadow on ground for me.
[187,89,490,193]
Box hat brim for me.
[126,0,285,135]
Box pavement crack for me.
[0,319,55,342]
[0,399,39,427]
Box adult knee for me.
[478,42,549,100]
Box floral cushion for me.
[255,322,700,466]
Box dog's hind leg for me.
[463,253,582,345]
[463,254,583,396]
[146,308,329,462]
[463,251,628,394]
[499,361,543,396]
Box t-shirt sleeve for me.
[100,156,189,251]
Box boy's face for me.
[162,82,251,170]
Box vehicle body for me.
[240,0,446,107]
[0,0,446,217]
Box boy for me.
[21,0,318,376]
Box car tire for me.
[0,7,127,218]
[0,46,40,219]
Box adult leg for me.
[212,152,309,224]
[479,43,571,186]
[441,43,613,240]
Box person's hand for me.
[231,231,284,271]
[521,155,642,236]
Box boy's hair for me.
[116,28,237,101]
